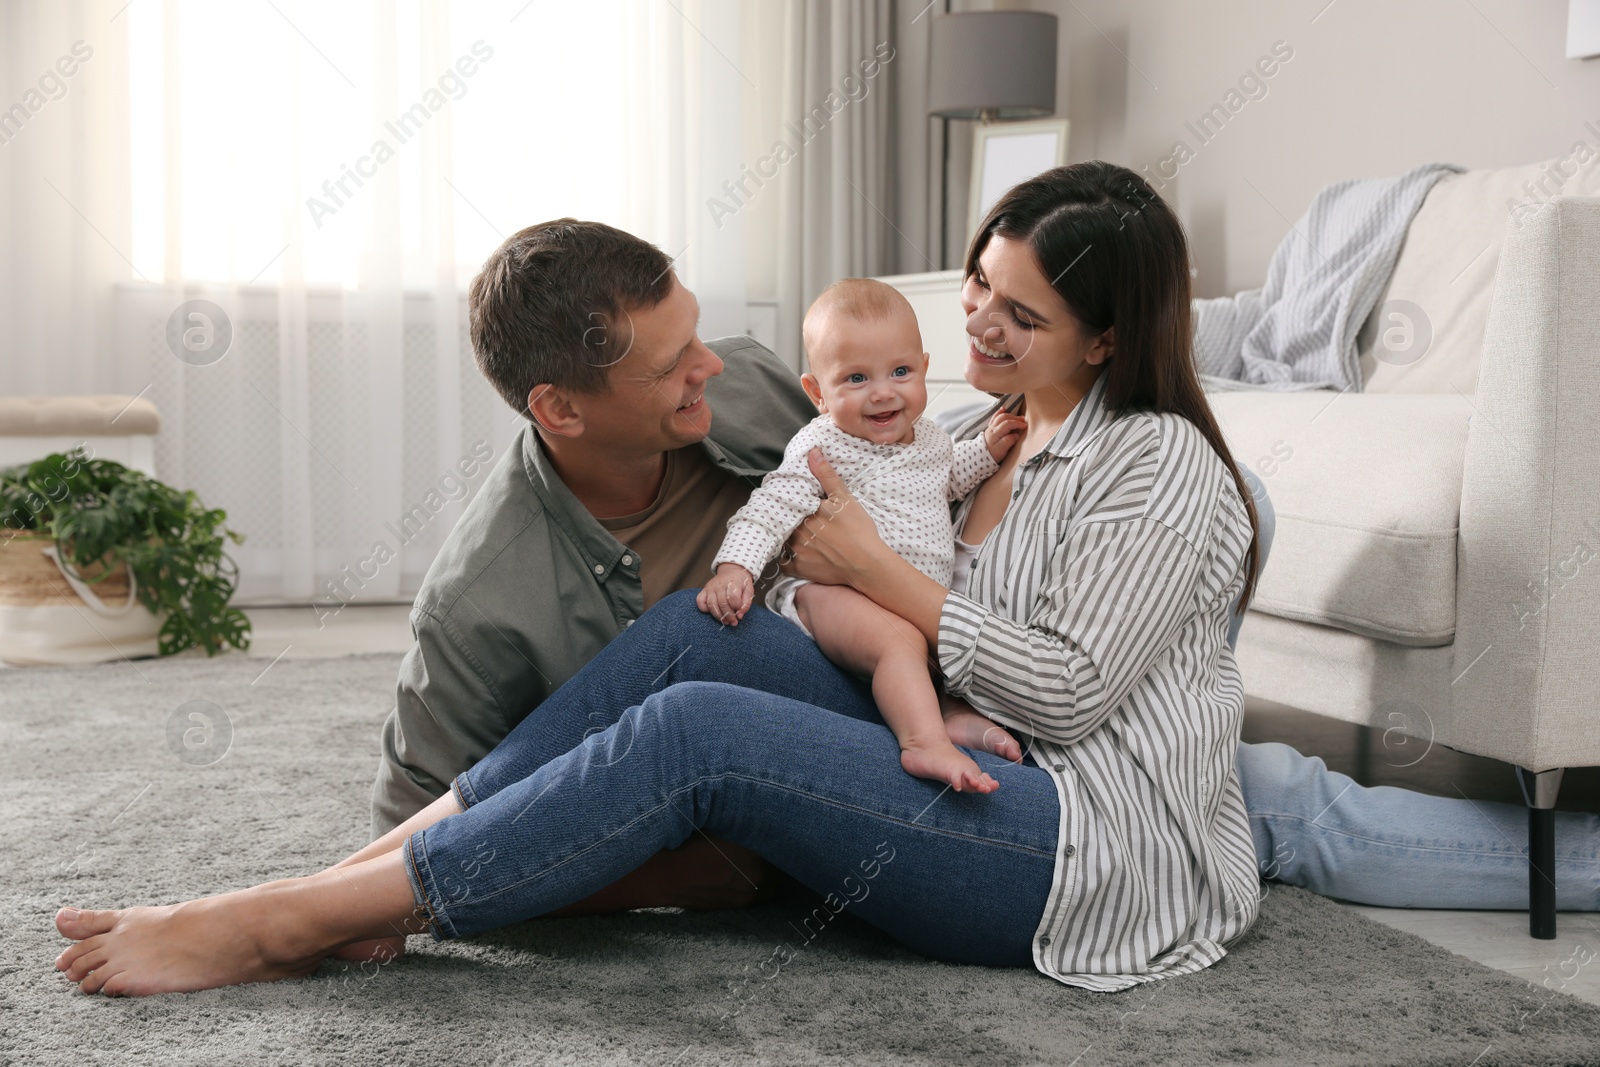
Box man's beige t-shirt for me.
[598,445,761,610]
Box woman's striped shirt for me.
[942,372,1260,992]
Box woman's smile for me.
[969,337,1016,366]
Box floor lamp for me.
[927,10,1058,269]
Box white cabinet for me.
[874,270,994,419]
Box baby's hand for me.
[983,410,1027,462]
[698,563,755,625]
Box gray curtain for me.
[773,1,901,369]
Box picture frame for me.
[967,118,1071,240]
[1570,0,1600,59]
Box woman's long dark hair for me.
[965,160,1260,612]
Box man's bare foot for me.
[900,742,999,794]
[942,707,1023,763]
[54,887,327,997]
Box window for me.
[127,0,633,289]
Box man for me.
[372,218,1598,917]
[369,219,814,908]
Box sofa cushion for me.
[1358,151,1600,394]
[1209,391,1470,646]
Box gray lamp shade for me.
[928,11,1058,120]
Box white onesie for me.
[712,412,998,635]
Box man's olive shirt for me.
[369,337,816,837]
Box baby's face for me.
[802,312,929,446]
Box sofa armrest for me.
[1453,195,1600,770]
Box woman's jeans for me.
[1239,744,1600,910]
[406,591,1600,955]
[405,590,1059,965]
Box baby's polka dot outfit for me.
[711,412,998,634]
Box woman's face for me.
[960,234,1112,399]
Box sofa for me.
[1210,157,1600,938]
[885,152,1600,939]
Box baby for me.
[698,278,1026,793]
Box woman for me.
[51,161,1265,996]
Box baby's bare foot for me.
[54,887,326,997]
[942,708,1022,763]
[900,742,1000,794]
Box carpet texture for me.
[3,653,1598,1067]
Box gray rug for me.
[3,653,1598,1067]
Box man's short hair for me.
[801,277,917,364]
[469,219,674,417]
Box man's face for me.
[569,275,724,454]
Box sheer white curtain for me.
[0,0,746,605]
[0,0,131,394]
[625,1,748,346]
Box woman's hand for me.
[779,448,890,588]
[782,447,951,647]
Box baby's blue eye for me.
[848,373,866,384]
[892,366,910,377]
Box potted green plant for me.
[0,448,250,657]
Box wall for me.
[945,0,1600,296]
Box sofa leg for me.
[1516,766,1565,940]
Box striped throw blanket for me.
[1192,162,1462,392]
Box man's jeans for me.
[407,591,1600,951]
[407,591,1059,964]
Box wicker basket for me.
[0,534,163,665]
